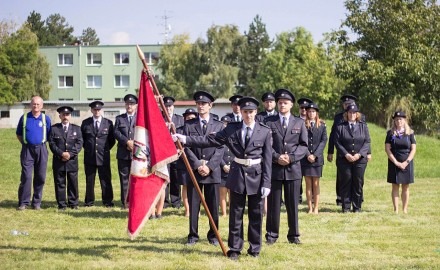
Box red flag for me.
[127,71,178,239]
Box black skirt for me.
[302,166,323,177]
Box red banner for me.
[127,72,178,239]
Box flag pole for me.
[136,45,227,257]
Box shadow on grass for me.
[0,244,117,259]
[0,199,59,209]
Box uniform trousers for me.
[84,164,114,206]
[117,159,131,206]
[228,191,264,254]
[187,181,219,242]
[18,144,48,207]
[266,180,300,242]
[336,158,367,211]
[165,164,181,208]
[53,169,79,208]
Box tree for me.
[157,33,194,99]
[332,0,440,133]
[195,25,246,98]
[43,13,75,46]
[80,27,100,45]
[257,27,345,118]
[238,15,272,96]
[26,11,46,44]
[0,25,51,103]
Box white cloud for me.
[110,32,130,45]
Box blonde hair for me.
[391,118,414,136]
[343,112,361,122]
[305,110,324,128]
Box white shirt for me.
[93,116,102,128]
[241,121,256,143]
[199,116,210,130]
[279,113,291,125]
[233,113,241,122]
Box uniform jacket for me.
[48,123,83,171]
[220,145,235,179]
[114,113,135,160]
[334,121,370,164]
[224,113,241,122]
[186,121,272,195]
[256,110,278,122]
[81,117,116,166]
[265,115,308,181]
[328,112,367,154]
[183,117,224,184]
[300,121,327,167]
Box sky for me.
[1,0,348,45]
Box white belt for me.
[234,157,261,166]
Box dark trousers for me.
[228,191,264,254]
[266,180,300,242]
[187,181,219,242]
[117,159,131,206]
[337,158,367,211]
[336,170,342,203]
[165,165,181,207]
[18,144,48,207]
[84,164,113,206]
[53,169,79,208]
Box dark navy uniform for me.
[81,101,116,207]
[301,119,327,177]
[265,89,308,244]
[114,94,138,208]
[183,97,272,258]
[256,92,277,122]
[219,116,235,186]
[48,106,83,209]
[223,95,243,122]
[167,113,185,208]
[16,106,51,209]
[334,104,370,212]
[183,91,224,245]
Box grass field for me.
[0,123,439,269]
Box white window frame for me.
[58,76,73,88]
[86,75,102,88]
[58,54,73,66]
[114,53,129,65]
[114,75,130,88]
[144,52,160,65]
[86,53,102,65]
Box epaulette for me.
[213,118,223,123]
[71,123,80,127]
[227,121,241,126]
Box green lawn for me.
[0,124,439,269]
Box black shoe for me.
[58,207,67,211]
[185,239,197,246]
[247,251,259,258]
[342,208,351,213]
[149,214,156,220]
[227,250,240,261]
[84,204,94,207]
[353,208,362,213]
[289,237,301,245]
[155,214,163,219]
[17,205,27,211]
[33,205,41,211]
[266,238,276,245]
[105,203,114,208]
[71,206,79,210]
[208,239,219,246]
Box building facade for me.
[39,44,162,102]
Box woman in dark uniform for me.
[334,104,371,213]
[176,108,198,217]
[219,115,234,217]
[385,111,416,214]
[300,103,327,214]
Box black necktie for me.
[282,117,287,134]
[95,121,99,132]
[311,121,315,128]
[202,120,207,135]
[350,123,354,132]
[63,125,67,133]
[245,127,251,147]
[129,116,133,126]
[236,116,240,122]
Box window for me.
[87,75,102,88]
[104,111,120,118]
[87,98,102,101]
[87,53,102,65]
[58,54,73,65]
[114,53,129,64]
[58,76,73,88]
[144,52,160,64]
[115,75,129,87]
[71,110,80,118]
[58,98,73,101]
[114,98,123,102]
[0,111,10,118]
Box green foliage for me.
[332,0,440,134]
[237,15,272,96]
[26,11,76,46]
[257,27,345,118]
[0,25,51,103]
[80,27,100,45]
